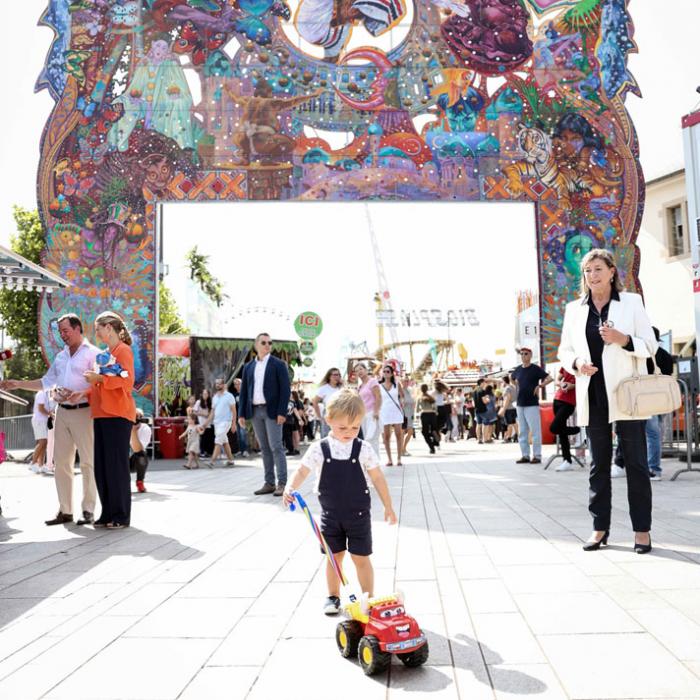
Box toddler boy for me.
[283,388,397,614]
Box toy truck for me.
[335,594,429,675]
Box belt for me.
[253,403,266,407]
[59,402,90,410]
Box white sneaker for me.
[242,451,250,458]
[40,466,54,476]
[28,463,40,473]
[649,472,662,481]
[611,465,626,478]
[555,460,575,472]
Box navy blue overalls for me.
[318,438,373,556]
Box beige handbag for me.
[615,357,681,417]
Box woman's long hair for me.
[95,311,132,345]
[420,383,435,403]
[382,365,397,387]
[434,380,448,394]
[579,249,624,296]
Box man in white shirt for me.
[204,377,237,467]
[1,314,99,525]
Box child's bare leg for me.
[223,442,234,460]
[211,445,221,461]
[351,554,374,597]
[326,550,346,597]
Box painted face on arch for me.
[564,235,594,280]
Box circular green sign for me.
[294,311,323,340]
[299,340,317,356]
[303,357,314,367]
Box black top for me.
[584,289,634,410]
[649,346,674,376]
[473,388,487,413]
[512,364,548,406]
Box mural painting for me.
[35,0,644,409]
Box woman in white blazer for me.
[558,249,657,554]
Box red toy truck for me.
[335,594,429,675]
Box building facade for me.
[637,169,695,355]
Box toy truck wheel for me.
[358,635,391,676]
[398,639,429,667]
[336,620,363,659]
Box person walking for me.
[83,311,136,529]
[313,368,343,438]
[355,362,382,456]
[646,327,674,480]
[204,378,237,467]
[401,379,416,456]
[417,384,439,454]
[232,378,250,457]
[549,367,580,472]
[193,389,213,457]
[238,333,291,497]
[379,365,404,466]
[512,348,552,464]
[558,249,657,554]
[130,409,152,491]
[482,384,498,443]
[1,314,99,526]
[499,375,518,443]
[29,389,51,473]
[433,380,450,436]
[472,378,488,444]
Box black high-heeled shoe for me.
[582,530,609,551]
[634,536,652,554]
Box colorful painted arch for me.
[35,0,643,410]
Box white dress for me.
[379,383,404,426]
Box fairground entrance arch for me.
[35,0,644,411]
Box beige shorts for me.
[214,422,231,445]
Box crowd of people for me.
[2,250,674,565]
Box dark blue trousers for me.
[94,417,132,525]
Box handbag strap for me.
[382,383,403,413]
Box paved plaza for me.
[1,440,700,699]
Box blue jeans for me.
[236,424,249,453]
[251,406,287,486]
[646,415,662,474]
[516,405,542,459]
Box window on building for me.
[668,204,688,256]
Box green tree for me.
[185,246,227,307]
[159,283,189,335]
[0,207,47,380]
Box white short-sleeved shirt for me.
[136,423,152,449]
[32,391,50,424]
[315,383,341,417]
[301,435,380,493]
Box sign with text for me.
[294,311,323,340]
[375,309,479,328]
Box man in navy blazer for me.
[238,332,291,496]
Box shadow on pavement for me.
[0,526,203,632]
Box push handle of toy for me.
[288,490,307,512]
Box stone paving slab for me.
[2,441,700,698]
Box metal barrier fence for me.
[668,378,699,481]
[0,414,35,457]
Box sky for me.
[162,201,537,376]
[1,1,699,375]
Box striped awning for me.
[0,244,69,292]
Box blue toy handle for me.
[288,490,307,512]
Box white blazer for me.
[558,292,657,425]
